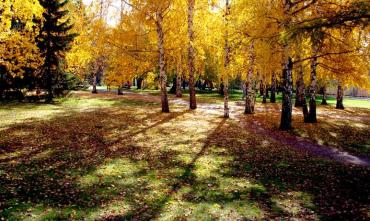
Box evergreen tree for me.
[38,0,76,102]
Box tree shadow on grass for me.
[1,104,369,220]
[216,120,370,220]
[0,106,191,220]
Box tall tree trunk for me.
[321,86,328,105]
[307,55,318,123]
[92,74,98,94]
[336,83,344,109]
[279,57,293,130]
[0,70,4,100]
[262,80,267,103]
[295,66,305,107]
[302,94,309,123]
[279,0,294,130]
[176,75,182,98]
[295,65,309,122]
[127,81,131,89]
[45,62,54,103]
[245,44,255,114]
[188,0,196,110]
[117,87,123,95]
[223,0,230,118]
[259,80,264,97]
[156,12,169,113]
[270,72,276,103]
[137,78,142,89]
[223,79,230,118]
[176,55,183,98]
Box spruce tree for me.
[38,0,76,103]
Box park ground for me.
[0,88,370,220]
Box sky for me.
[82,0,122,26]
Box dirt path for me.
[174,97,370,167]
[239,118,370,167]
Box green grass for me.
[124,87,370,108]
[0,91,369,220]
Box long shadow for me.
[214,120,370,220]
[100,118,228,220]
[108,110,191,146]
[0,107,190,219]
[1,103,369,220]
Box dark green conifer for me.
[38,0,77,102]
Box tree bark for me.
[137,78,142,89]
[279,0,294,130]
[280,57,293,130]
[295,66,305,107]
[188,0,196,110]
[307,55,318,123]
[258,80,263,96]
[270,72,276,103]
[262,80,267,103]
[117,87,123,95]
[156,11,169,113]
[245,44,255,114]
[176,55,183,98]
[223,79,230,118]
[321,86,328,105]
[302,95,309,123]
[176,75,182,98]
[223,0,230,118]
[336,83,344,109]
[92,74,98,94]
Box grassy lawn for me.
[0,91,369,220]
[126,87,370,108]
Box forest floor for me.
[0,89,369,220]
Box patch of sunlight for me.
[329,132,337,138]
[352,123,367,128]
[61,97,115,109]
[9,130,32,137]
[276,161,290,169]
[272,191,317,218]
[176,153,194,165]
[261,140,271,147]
[78,158,146,187]
[0,107,64,130]
[86,200,132,221]
[218,177,265,196]
[317,139,325,145]
[145,181,172,204]
[157,198,264,221]
[194,154,234,179]
[30,148,54,160]
[22,206,59,221]
[166,166,186,178]
[210,147,228,154]
[0,96,120,130]
[295,129,308,138]
[0,149,26,161]
[1,202,59,221]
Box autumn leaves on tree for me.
[1,0,369,129]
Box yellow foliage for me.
[0,0,44,77]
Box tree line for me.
[1,0,369,130]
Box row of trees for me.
[1,0,369,130]
[75,0,368,129]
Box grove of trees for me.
[1,0,369,130]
